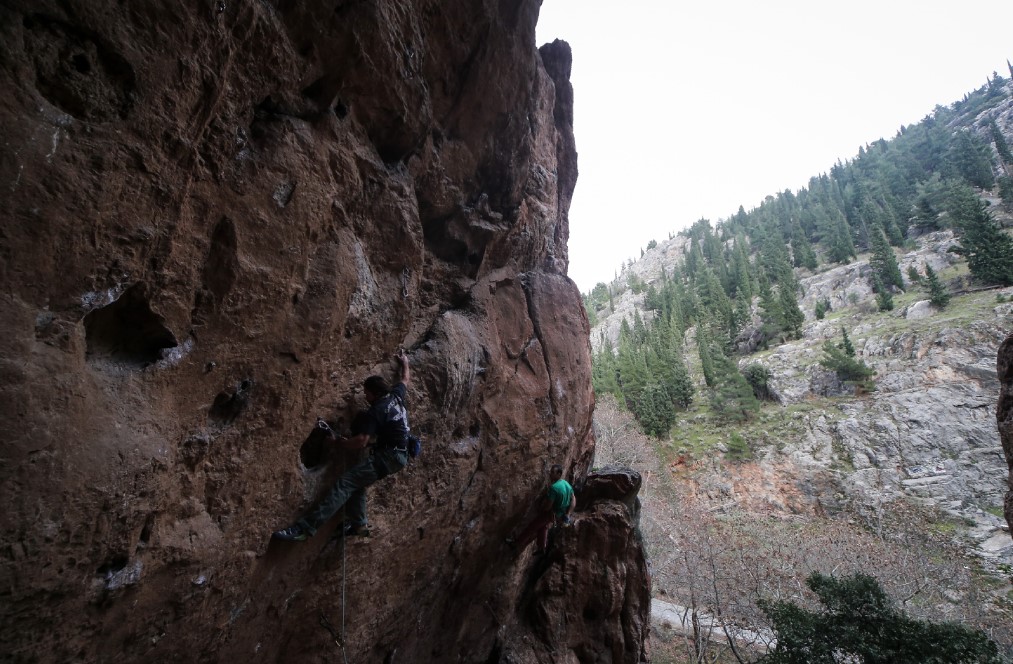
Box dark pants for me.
[297,447,407,535]
[516,510,555,552]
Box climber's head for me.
[363,375,390,403]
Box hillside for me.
[587,68,1013,658]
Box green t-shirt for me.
[548,479,574,517]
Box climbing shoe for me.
[339,522,370,538]
[271,525,308,542]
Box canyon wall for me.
[0,1,649,661]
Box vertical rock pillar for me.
[996,332,1013,535]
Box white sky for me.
[536,0,1013,292]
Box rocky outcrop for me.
[997,332,1013,536]
[502,469,650,663]
[0,2,649,662]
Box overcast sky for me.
[535,0,1013,292]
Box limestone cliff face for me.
[594,227,1013,567]
[0,2,648,662]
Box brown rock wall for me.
[997,332,1013,535]
[0,1,648,662]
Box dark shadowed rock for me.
[996,332,1013,535]
[579,466,644,517]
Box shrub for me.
[742,363,774,401]
[759,572,1003,663]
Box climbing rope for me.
[340,507,349,663]
[321,508,350,662]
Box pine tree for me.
[910,174,948,232]
[697,330,715,388]
[591,339,621,397]
[945,128,995,189]
[759,573,1003,664]
[998,175,1013,212]
[820,328,874,389]
[869,227,905,292]
[730,237,755,299]
[947,183,1013,285]
[708,353,760,423]
[659,326,694,409]
[756,268,783,345]
[685,238,703,280]
[695,266,733,329]
[634,378,671,438]
[873,275,894,311]
[840,327,856,357]
[924,264,950,308]
[730,290,752,343]
[990,118,1013,167]
[644,284,662,311]
[790,220,818,270]
[827,209,857,264]
[632,310,647,343]
[777,284,805,337]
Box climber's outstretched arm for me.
[397,350,410,386]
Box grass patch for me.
[666,397,844,463]
[926,512,973,537]
[831,436,855,472]
[985,505,1006,519]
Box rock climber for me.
[272,351,412,542]
[507,464,576,555]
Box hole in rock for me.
[23,14,136,122]
[208,379,253,425]
[334,100,348,119]
[301,76,328,103]
[138,513,155,546]
[84,283,177,367]
[96,556,128,577]
[71,53,91,73]
[300,425,331,470]
[201,217,238,304]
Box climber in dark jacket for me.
[272,351,411,542]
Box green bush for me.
[742,363,774,401]
[726,431,752,462]
[759,572,1003,663]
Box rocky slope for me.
[595,226,1013,567]
[0,2,649,662]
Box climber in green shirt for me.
[509,464,576,555]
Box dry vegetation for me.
[592,394,1013,663]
